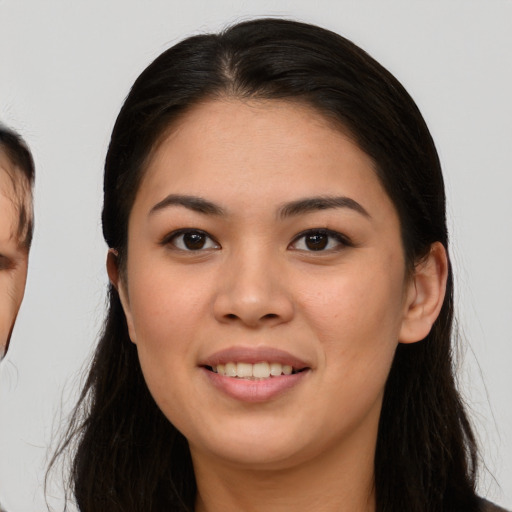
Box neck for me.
[192,425,377,512]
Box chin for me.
[187,417,318,470]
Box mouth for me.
[199,347,311,401]
[204,361,309,380]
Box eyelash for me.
[289,228,352,252]
[162,228,351,253]
[162,229,220,251]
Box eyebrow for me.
[149,194,370,219]
[150,194,225,216]
[278,196,370,219]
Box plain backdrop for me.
[0,1,511,510]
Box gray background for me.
[0,1,511,510]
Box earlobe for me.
[398,242,448,344]
[106,249,137,344]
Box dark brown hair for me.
[53,18,479,512]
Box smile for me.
[208,362,304,379]
[200,347,311,401]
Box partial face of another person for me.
[0,152,29,358]
[111,99,445,471]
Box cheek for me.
[126,267,205,420]
[130,271,202,346]
[296,256,405,375]
[0,278,23,347]
[295,269,403,432]
[126,259,212,380]
[0,303,13,349]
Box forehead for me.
[0,153,16,203]
[0,184,17,248]
[0,152,28,243]
[0,149,24,197]
[144,99,376,193]
[135,99,397,224]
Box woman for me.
[54,19,508,512]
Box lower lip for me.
[201,368,310,403]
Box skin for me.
[109,99,447,512]
[0,152,29,359]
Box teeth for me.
[225,362,237,377]
[253,362,270,378]
[211,362,300,379]
[237,362,252,378]
[252,363,270,379]
[270,363,282,376]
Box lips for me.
[199,347,311,402]
[201,346,310,369]
[210,361,297,379]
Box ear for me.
[106,249,137,344]
[398,242,448,344]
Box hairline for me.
[0,146,34,249]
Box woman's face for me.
[0,155,29,358]
[117,99,418,470]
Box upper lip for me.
[200,346,311,370]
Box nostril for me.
[223,312,280,323]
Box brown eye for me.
[183,232,206,250]
[289,229,349,252]
[167,230,220,251]
[304,233,329,251]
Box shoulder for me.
[480,498,511,512]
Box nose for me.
[213,247,294,328]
